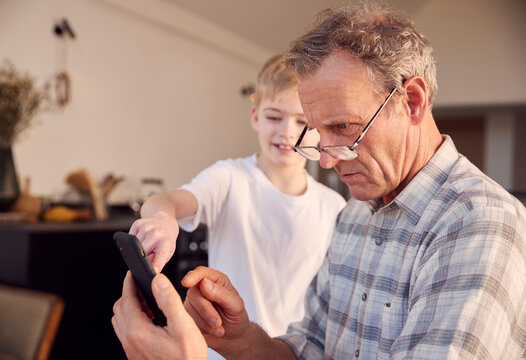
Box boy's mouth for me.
[275,144,293,150]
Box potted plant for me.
[0,60,48,211]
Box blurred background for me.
[1,0,525,202]
[1,1,525,358]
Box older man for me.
[112,3,526,359]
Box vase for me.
[0,147,20,212]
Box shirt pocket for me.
[380,299,405,343]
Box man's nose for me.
[319,150,340,169]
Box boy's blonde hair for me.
[253,53,298,109]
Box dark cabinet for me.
[0,219,207,359]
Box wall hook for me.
[53,18,76,39]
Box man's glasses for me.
[294,87,397,161]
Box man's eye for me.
[330,123,359,136]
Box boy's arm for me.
[139,189,198,219]
[129,189,198,272]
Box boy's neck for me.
[256,155,308,196]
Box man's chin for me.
[347,185,379,202]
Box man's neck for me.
[382,115,443,205]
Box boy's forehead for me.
[267,87,299,101]
[258,90,304,114]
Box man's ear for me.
[403,76,428,125]
[250,106,259,131]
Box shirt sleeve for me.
[391,203,526,359]
[177,160,232,232]
[277,250,331,359]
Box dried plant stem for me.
[0,60,48,147]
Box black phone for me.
[113,231,167,326]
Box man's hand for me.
[182,267,251,356]
[129,211,179,272]
[112,272,207,360]
[182,267,295,360]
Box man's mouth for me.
[336,168,358,180]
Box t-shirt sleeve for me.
[177,160,233,232]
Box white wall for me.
[413,0,526,191]
[414,0,526,107]
[2,0,525,199]
[0,0,272,199]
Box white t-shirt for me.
[179,155,346,358]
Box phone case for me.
[113,231,167,326]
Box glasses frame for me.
[294,87,397,161]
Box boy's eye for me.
[266,116,281,121]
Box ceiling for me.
[165,0,431,52]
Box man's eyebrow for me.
[321,116,363,125]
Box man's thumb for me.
[152,274,187,330]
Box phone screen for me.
[114,231,167,326]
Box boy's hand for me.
[112,272,208,360]
[129,211,179,272]
[182,267,251,357]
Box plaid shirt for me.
[279,136,526,359]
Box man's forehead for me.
[298,86,377,130]
[298,66,372,102]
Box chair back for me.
[0,284,64,360]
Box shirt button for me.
[375,236,383,246]
[362,293,367,301]
[355,349,360,357]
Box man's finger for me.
[181,266,233,290]
[121,272,139,305]
[112,272,154,348]
[185,296,225,337]
[111,315,125,345]
[199,277,245,316]
[119,272,152,320]
[185,285,224,335]
[152,273,197,334]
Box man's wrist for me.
[223,323,295,360]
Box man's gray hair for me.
[284,3,438,107]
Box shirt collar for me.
[374,135,459,224]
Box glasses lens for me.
[325,146,358,160]
[295,147,320,161]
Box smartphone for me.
[113,231,167,326]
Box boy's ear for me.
[250,106,259,131]
[402,76,428,125]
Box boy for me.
[128,53,346,359]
